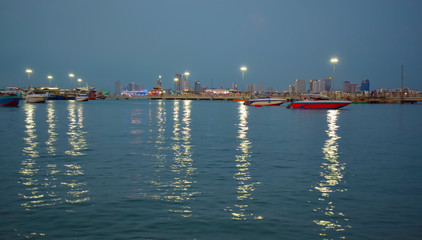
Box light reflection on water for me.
[313,110,351,238]
[226,103,262,220]
[167,101,197,217]
[19,102,90,216]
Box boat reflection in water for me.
[312,110,351,238]
[226,103,262,220]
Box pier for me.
[109,93,422,103]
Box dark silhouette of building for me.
[361,79,370,91]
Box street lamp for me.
[26,69,33,89]
[77,78,82,87]
[240,66,247,92]
[174,77,179,92]
[184,72,190,81]
[47,75,53,86]
[69,73,75,89]
[330,58,338,91]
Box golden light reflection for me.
[312,110,351,237]
[46,101,57,155]
[226,103,262,220]
[65,101,87,156]
[63,101,90,204]
[165,100,197,217]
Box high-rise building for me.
[256,84,265,92]
[343,81,352,93]
[246,84,255,92]
[115,80,121,96]
[361,79,370,91]
[174,72,190,91]
[323,78,331,92]
[194,80,202,93]
[309,80,315,92]
[295,79,306,93]
[266,86,275,92]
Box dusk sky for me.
[1,0,421,91]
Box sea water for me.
[0,99,421,239]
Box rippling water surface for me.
[1,100,421,239]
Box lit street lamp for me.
[184,71,190,81]
[25,69,33,89]
[69,73,75,89]
[240,66,247,92]
[77,78,82,87]
[330,57,338,91]
[47,75,53,86]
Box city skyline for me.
[1,1,421,91]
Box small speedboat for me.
[244,96,287,106]
[0,91,20,107]
[288,94,351,109]
[75,93,89,102]
[26,90,47,103]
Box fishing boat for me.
[288,94,351,109]
[244,96,287,106]
[0,91,20,107]
[75,93,89,102]
[26,90,47,103]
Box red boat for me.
[288,94,351,109]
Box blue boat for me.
[0,91,20,107]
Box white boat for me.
[75,93,89,102]
[26,90,47,103]
[244,96,287,106]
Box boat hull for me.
[289,101,351,109]
[0,96,20,107]
[244,98,286,106]
[26,95,47,103]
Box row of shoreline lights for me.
[25,69,83,88]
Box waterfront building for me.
[323,78,331,92]
[343,80,352,93]
[266,86,275,93]
[289,84,296,93]
[361,79,370,91]
[256,84,265,93]
[115,80,121,96]
[194,80,202,93]
[309,80,316,92]
[246,84,255,93]
[351,83,360,94]
[295,79,306,93]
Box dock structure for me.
[109,94,422,104]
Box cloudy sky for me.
[1,0,421,91]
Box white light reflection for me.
[65,101,87,156]
[46,101,57,155]
[226,103,262,220]
[312,110,351,237]
[63,101,90,204]
[166,100,197,217]
[19,103,43,210]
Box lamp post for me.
[69,73,75,89]
[330,58,338,91]
[47,75,53,87]
[240,66,247,92]
[25,69,33,89]
[174,77,179,92]
[77,78,82,88]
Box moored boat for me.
[244,96,287,106]
[75,93,89,102]
[0,91,20,107]
[288,94,351,109]
[26,90,47,103]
